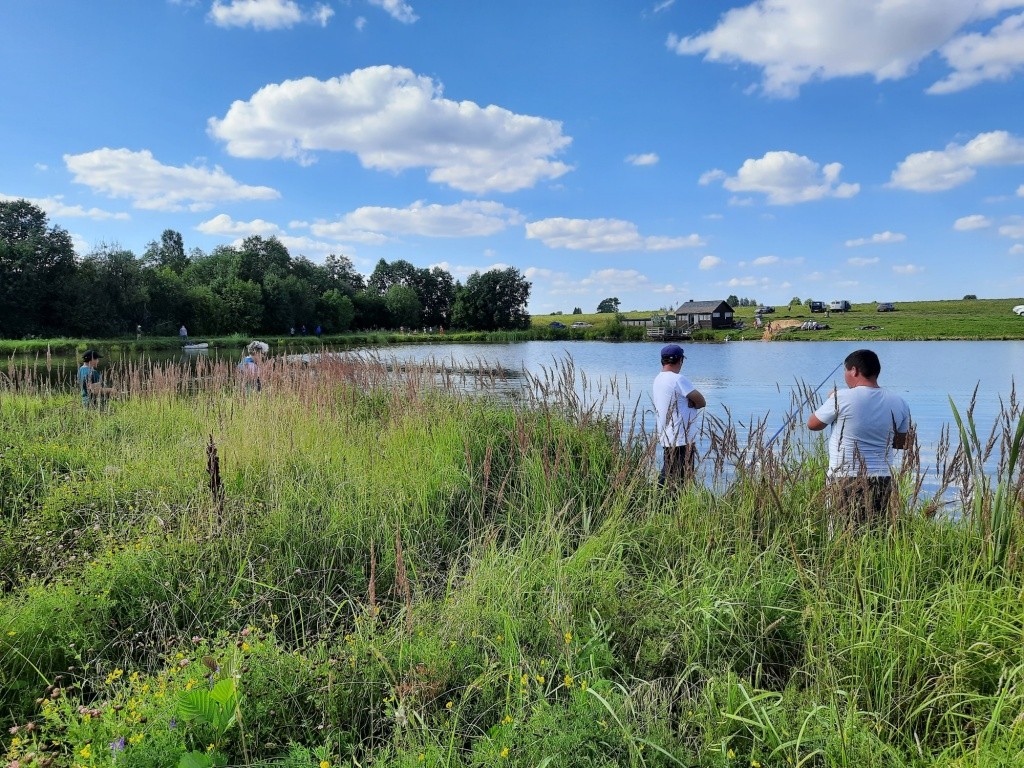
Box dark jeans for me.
[660,444,697,487]
[827,475,894,530]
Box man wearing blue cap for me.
[652,343,706,486]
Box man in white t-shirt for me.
[807,349,910,527]
[652,343,706,486]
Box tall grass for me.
[1,354,1023,767]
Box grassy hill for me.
[533,297,1024,341]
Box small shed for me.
[674,300,735,330]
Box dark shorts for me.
[826,475,894,529]
[660,444,697,486]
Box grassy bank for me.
[2,357,1024,767]
[534,297,1024,342]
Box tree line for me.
[0,200,531,339]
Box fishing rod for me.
[765,360,844,448]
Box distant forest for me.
[0,200,532,339]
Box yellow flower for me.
[445,701,453,710]
[496,634,504,642]
[502,714,514,725]
[79,745,92,759]
[728,749,736,759]
[580,679,588,691]
[241,641,251,652]
[500,747,510,758]
[320,761,331,768]
[563,674,574,688]
[418,753,425,762]
[129,733,144,745]
[751,761,761,768]
[535,675,545,684]
[564,631,572,644]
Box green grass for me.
[2,356,1024,767]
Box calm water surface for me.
[359,339,1024,491]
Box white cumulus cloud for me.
[711,151,859,204]
[699,255,722,270]
[197,213,285,237]
[208,66,571,193]
[999,218,1024,238]
[0,193,130,221]
[63,148,280,211]
[368,0,417,24]
[209,0,304,29]
[1011,243,1024,254]
[888,130,1024,191]
[667,0,1024,97]
[845,231,907,246]
[954,214,993,230]
[848,256,880,266]
[929,12,1024,93]
[306,200,522,241]
[752,255,779,265]
[626,153,659,166]
[525,217,705,252]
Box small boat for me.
[182,342,209,351]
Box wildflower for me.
[580,680,588,692]
[445,701,453,710]
[8,726,18,735]
[535,675,544,684]
[563,674,574,688]
[319,761,330,768]
[240,641,251,652]
[728,748,735,759]
[78,745,92,759]
[129,734,144,745]
[418,754,425,762]
[169,718,177,729]
[751,761,761,768]
[502,715,513,725]
[496,634,504,642]
[564,631,572,644]
[500,747,510,758]
[110,736,126,753]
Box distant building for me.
[674,300,735,330]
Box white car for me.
[571,321,593,328]
[1014,305,1024,316]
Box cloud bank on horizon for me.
[3,0,1023,312]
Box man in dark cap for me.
[78,350,117,408]
[652,343,706,486]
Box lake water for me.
[23,339,1024,496]
[348,339,1024,499]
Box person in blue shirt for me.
[78,349,116,408]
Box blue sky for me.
[2,0,1023,313]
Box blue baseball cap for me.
[660,344,685,359]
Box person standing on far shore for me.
[652,343,706,487]
[179,324,188,342]
[807,348,910,529]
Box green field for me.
[533,297,1024,341]
[3,355,1024,767]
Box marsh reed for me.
[1,353,1023,767]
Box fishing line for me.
[765,360,844,448]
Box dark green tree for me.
[572,307,583,315]
[385,284,422,328]
[726,295,739,307]
[451,268,531,331]
[318,289,355,332]
[142,229,189,274]
[0,199,77,337]
[351,290,390,330]
[596,297,620,313]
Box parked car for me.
[829,300,851,312]
[1014,305,1024,316]
[549,321,566,329]
[876,302,896,312]
[571,321,593,328]
[809,301,826,313]
[755,305,775,314]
